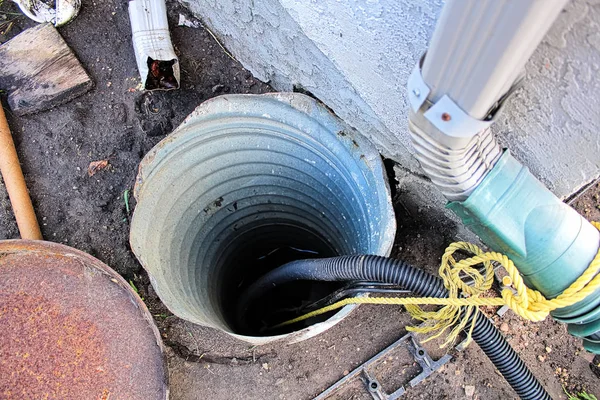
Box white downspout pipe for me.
[129,0,180,91]
[407,0,569,201]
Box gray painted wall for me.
[179,0,600,200]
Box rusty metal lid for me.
[0,240,168,400]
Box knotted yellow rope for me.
[277,222,600,348]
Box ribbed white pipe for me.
[129,0,180,90]
[409,110,502,201]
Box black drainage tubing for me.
[237,255,550,400]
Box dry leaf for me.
[88,160,109,177]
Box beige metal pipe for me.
[0,105,43,240]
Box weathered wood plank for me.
[0,23,93,116]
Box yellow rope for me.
[276,222,600,348]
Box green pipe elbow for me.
[448,150,600,351]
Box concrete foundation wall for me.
[179,0,600,200]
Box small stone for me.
[465,385,475,397]
[500,322,509,332]
[212,84,225,93]
[538,355,546,362]
[455,369,461,375]
[262,363,269,371]
[112,102,128,124]
[545,346,552,353]
[343,370,349,376]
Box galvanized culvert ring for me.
[0,240,168,400]
[130,93,396,345]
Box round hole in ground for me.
[217,224,343,336]
[130,94,397,344]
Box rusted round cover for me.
[0,240,168,400]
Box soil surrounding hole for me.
[3,0,600,398]
[219,225,343,336]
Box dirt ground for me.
[1,1,599,399]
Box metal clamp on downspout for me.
[409,61,523,133]
[408,60,503,137]
[407,60,504,201]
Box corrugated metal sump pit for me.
[130,93,396,344]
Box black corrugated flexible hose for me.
[237,255,551,400]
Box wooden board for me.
[0,23,93,116]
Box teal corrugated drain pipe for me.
[406,0,600,354]
[408,85,600,352]
[447,151,600,352]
